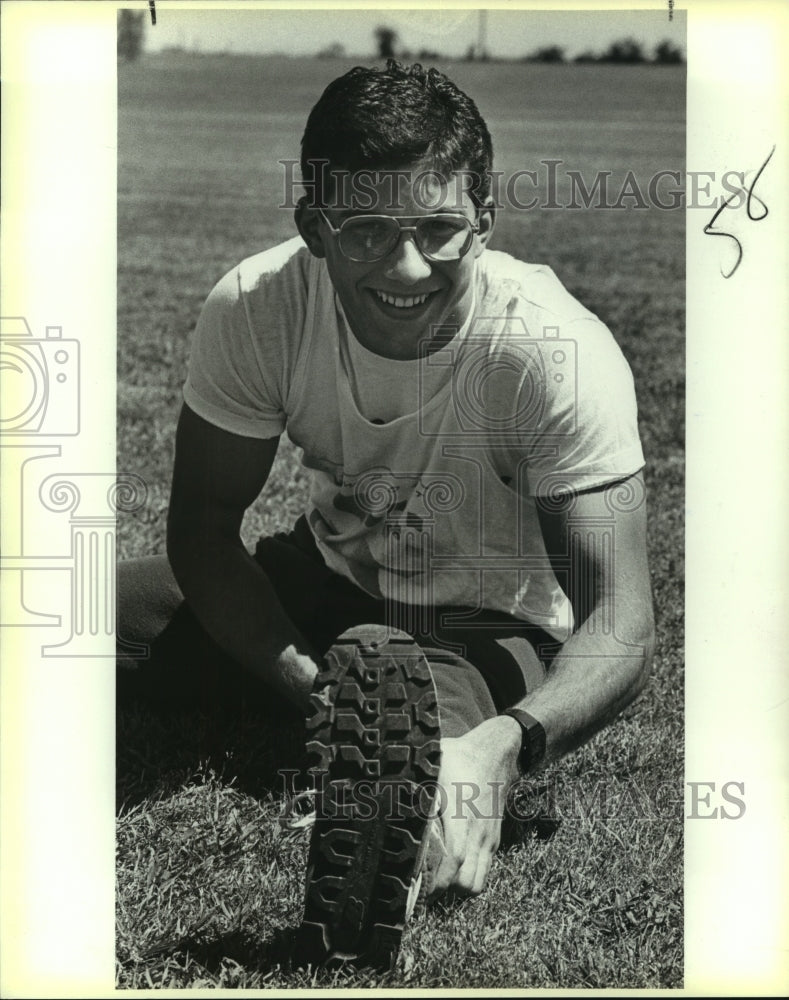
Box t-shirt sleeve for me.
[521,317,645,496]
[183,251,303,439]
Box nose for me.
[382,232,432,284]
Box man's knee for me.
[117,555,184,649]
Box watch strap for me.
[502,708,546,774]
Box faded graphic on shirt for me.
[307,466,465,598]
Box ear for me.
[473,195,496,257]
[295,197,326,258]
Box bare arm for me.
[494,469,655,773]
[166,403,320,710]
[432,471,655,896]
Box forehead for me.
[328,165,474,215]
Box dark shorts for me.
[118,516,560,737]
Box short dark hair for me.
[300,60,493,208]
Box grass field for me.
[117,52,685,988]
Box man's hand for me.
[428,716,521,900]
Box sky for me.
[142,7,686,61]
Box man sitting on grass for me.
[118,60,654,970]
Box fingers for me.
[429,827,466,900]
[430,851,490,900]
[428,820,499,901]
[454,852,485,897]
[456,828,498,897]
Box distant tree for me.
[574,50,598,64]
[654,39,684,64]
[317,42,346,59]
[464,44,476,62]
[525,45,565,63]
[600,37,646,64]
[418,48,440,61]
[117,10,145,62]
[375,26,398,60]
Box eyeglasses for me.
[318,209,480,263]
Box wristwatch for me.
[502,709,546,775]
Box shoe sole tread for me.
[295,629,441,970]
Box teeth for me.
[375,290,430,309]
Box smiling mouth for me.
[373,289,434,310]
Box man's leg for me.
[118,537,437,969]
[117,555,184,658]
[116,553,301,712]
[116,554,234,706]
[408,605,557,736]
[253,518,557,716]
[118,527,553,968]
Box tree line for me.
[119,14,683,68]
[372,28,683,65]
[526,38,684,64]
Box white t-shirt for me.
[184,237,645,640]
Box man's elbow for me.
[625,609,656,705]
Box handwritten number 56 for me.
[703,145,774,279]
